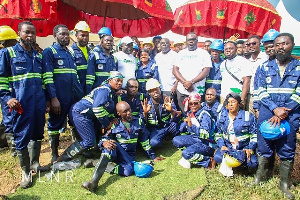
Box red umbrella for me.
[172,0,281,39]
[61,0,174,37]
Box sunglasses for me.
[189,102,200,106]
[245,42,258,46]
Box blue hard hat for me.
[98,27,112,37]
[259,120,290,140]
[262,29,280,43]
[133,161,153,178]
[210,39,224,51]
[153,35,162,41]
[133,42,139,50]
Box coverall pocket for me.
[12,57,27,75]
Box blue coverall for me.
[69,84,115,149]
[173,108,215,168]
[205,57,224,97]
[86,45,118,94]
[145,97,180,148]
[0,44,46,150]
[214,109,258,168]
[116,92,146,117]
[135,60,159,93]
[202,101,224,133]
[256,58,300,160]
[42,43,84,136]
[70,43,90,94]
[98,117,156,176]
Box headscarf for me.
[223,92,241,107]
[182,92,202,112]
[102,71,124,85]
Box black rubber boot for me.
[28,141,50,173]
[84,159,99,168]
[17,148,32,189]
[279,160,295,200]
[56,140,83,162]
[266,153,275,179]
[6,133,17,157]
[49,134,59,163]
[82,154,109,192]
[254,155,269,184]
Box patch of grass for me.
[7,142,207,200]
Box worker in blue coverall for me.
[82,101,164,192]
[0,25,18,156]
[254,33,300,200]
[0,22,48,188]
[214,92,258,170]
[135,49,159,93]
[86,27,118,94]
[202,88,224,122]
[173,93,217,169]
[42,24,84,163]
[205,39,224,98]
[71,21,91,94]
[117,78,146,118]
[56,71,123,162]
[141,78,181,148]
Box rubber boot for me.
[56,140,83,162]
[84,159,99,168]
[105,162,116,174]
[254,155,269,184]
[17,148,32,189]
[70,127,78,143]
[279,160,295,200]
[28,141,50,173]
[266,153,275,179]
[82,154,109,192]
[49,134,59,163]
[5,133,17,157]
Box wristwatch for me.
[191,80,195,85]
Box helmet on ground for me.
[146,78,160,91]
[74,21,90,32]
[98,27,112,37]
[262,29,280,43]
[224,153,242,168]
[133,42,139,50]
[210,39,224,51]
[259,119,290,140]
[133,161,154,178]
[0,26,18,41]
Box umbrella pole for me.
[102,2,109,27]
[223,27,226,42]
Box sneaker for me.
[178,157,191,169]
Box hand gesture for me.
[141,98,151,114]
[163,96,173,112]
[102,140,117,151]
[243,149,253,161]
[184,114,192,127]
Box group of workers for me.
[0,20,299,200]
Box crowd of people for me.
[0,20,299,199]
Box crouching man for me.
[82,101,164,192]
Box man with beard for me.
[219,41,251,108]
[71,21,91,94]
[173,32,212,112]
[114,36,136,88]
[246,36,269,114]
[0,21,47,188]
[86,31,117,94]
[255,33,300,200]
[43,24,84,163]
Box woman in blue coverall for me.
[56,71,124,162]
[214,92,258,169]
[173,93,216,169]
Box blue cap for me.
[97,27,112,37]
[262,29,280,43]
[133,42,139,50]
[153,35,162,41]
[210,39,224,51]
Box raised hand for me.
[141,98,152,114]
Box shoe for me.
[178,157,191,169]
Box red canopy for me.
[172,0,281,39]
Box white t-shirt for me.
[155,50,177,92]
[248,51,269,94]
[220,56,252,98]
[113,51,137,88]
[174,48,212,95]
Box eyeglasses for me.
[189,102,200,106]
[245,42,257,46]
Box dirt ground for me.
[1,137,300,197]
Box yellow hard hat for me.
[142,38,154,47]
[146,78,161,91]
[173,40,185,47]
[224,154,242,168]
[74,21,90,33]
[0,26,18,41]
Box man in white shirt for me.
[114,36,137,88]
[220,41,251,108]
[173,32,212,112]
